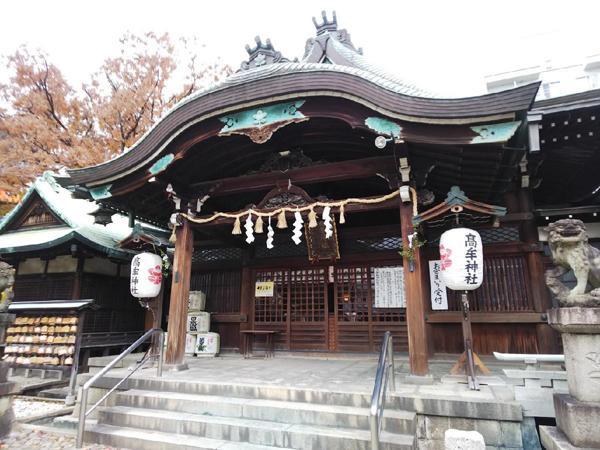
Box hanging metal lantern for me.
[439,228,483,291]
[91,205,114,226]
[130,252,162,298]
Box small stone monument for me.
[540,219,600,449]
[444,429,485,450]
[0,262,16,437]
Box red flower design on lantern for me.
[148,265,162,285]
[439,244,453,270]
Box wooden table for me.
[240,330,278,359]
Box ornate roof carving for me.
[306,11,362,57]
[250,150,320,174]
[240,36,294,71]
[313,10,338,35]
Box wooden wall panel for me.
[14,273,144,333]
[211,322,240,349]
[372,323,409,352]
[336,323,370,352]
[254,323,288,350]
[290,323,327,350]
[431,323,539,354]
[81,274,144,333]
[190,269,242,349]
[190,270,241,313]
[14,274,75,301]
[445,254,534,312]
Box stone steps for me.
[82,374,374,407]
[114,389,416,433]
[94,405,414,450]
[84,379,416,450]
[86,423,288,450]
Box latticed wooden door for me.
[252,268,328,350]
[289,268,328,350]
[334,264,407,352]
[253,269,289,349]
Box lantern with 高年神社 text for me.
[438,228,483,291]
[130,252,162,298]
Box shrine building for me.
[54,12,561,375]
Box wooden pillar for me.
[400,200,429,375]
[144,286,164,331]
[518,189,559,353]
[165,218,194,366]
[71,256,84,299]
[239,267,252,354]
[145,285,165,359]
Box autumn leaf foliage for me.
[0,32,231,193]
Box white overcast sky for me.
[1,0,599,97]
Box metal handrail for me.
[76,328,164,448]
[369,331,396,450]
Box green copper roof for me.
[0,172,167,258]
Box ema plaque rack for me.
[4,299,95,404]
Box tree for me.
[0,33,231,193]
[0,48,98,192]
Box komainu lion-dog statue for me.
[545,219,600,306]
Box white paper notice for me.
[374,267,406,308]
[429,260,448,310]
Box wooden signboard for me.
[373,266,406,308]
[428,260,448,310]
[255,281,274,297]
[305,219,340,263]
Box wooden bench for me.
[240,330,278,359]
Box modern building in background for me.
[486,52,600,100]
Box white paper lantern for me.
[130,252,162,298]
[439,228,483,291]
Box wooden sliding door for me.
[334,263,407,352]
[289,268,328,350]
[252,263,407,352]
[252,267,328,351]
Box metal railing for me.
[76,328,164,448]
[369,331,396,450]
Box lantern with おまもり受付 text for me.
[130,252,163,298]
[438,228,483,291]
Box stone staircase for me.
[83,378,416,449]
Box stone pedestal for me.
[543,307,600,448]
[0,313,16,438]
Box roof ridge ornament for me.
[304,11,362,61]
[240,36,292,71]
[312,10,337,35]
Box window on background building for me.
[587,71,600,89]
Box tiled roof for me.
[0,172,168,257]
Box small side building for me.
[0,172,168,361]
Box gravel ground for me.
[1,424,127,449]
[13,398,66,419]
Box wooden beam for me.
[400,199,430,376]
[165,218,194,366]
[189,155,396,197]
[425,311,546,323]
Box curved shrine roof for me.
[63,11,540,188]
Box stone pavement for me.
[87,352,522,394]
[0,423,129,449]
